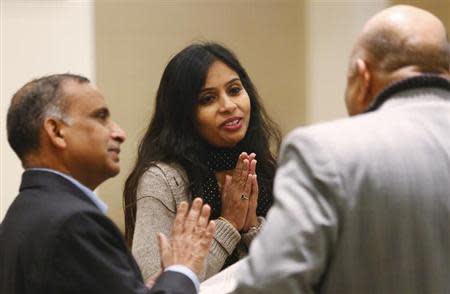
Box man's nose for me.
[111,122,126,143]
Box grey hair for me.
[44,101,72,125]
[7,73,89,159]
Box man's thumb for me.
[157,232,171,268]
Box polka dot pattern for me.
[191,145,273,270]
[192,147,272,220]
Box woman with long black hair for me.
[123,42,281,280]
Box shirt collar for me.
[27,168,108,214]
[366,74,450,112]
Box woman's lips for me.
[221,117,243,131]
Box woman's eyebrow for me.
[200,78,241,92]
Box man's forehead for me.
[62,79,98,95]
[63,79,102,97]
[62,79,107,110]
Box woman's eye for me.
[229,86,242,95]
[198,95,215,105]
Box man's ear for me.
[43,117,67,149]
[355,58,375,112]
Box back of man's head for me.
[358,5,450,75]
[7,74,90,162]
[345,5,450,115]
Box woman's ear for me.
[43,117,67,149]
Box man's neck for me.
[23,155,100,190]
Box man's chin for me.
[106,164,121,177]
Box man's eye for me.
[96,111,108,120]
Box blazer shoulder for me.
[148,161,190,185]
[283,114,381,159]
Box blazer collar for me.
[367,74,450,112]
[20,169,99,209]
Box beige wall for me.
[305,0,387,123]
[0,0,95,220]
[7,0,438,227]
[95,0,390,230]
[95,0,305,230]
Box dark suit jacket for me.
[0,170,196,294]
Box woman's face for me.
[195,60,251,148]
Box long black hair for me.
[123,42,281,246]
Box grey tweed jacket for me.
[234,85,450,293]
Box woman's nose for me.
[219,94,237,112]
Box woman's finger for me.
[243,173,253,201]
[242,174,259,232]
[251,174,259,206]
[249,159,257,175]
[233,153,247,178]
[238,159,250,187]
[221,175,232,201]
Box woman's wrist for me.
[218,216,238,230]
[240,216,258,233]
[247,219,262,232]
[241,216,265,246]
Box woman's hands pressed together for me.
[242,155,259,232]
[220,152,259,232]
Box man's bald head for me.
[345,5,450,116]
[355,5,449,73]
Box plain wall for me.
[5,1,444,228]
[0,0,95,219]
[95,0,305,230]
[305,0,387,123]
[95,0,388,231]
